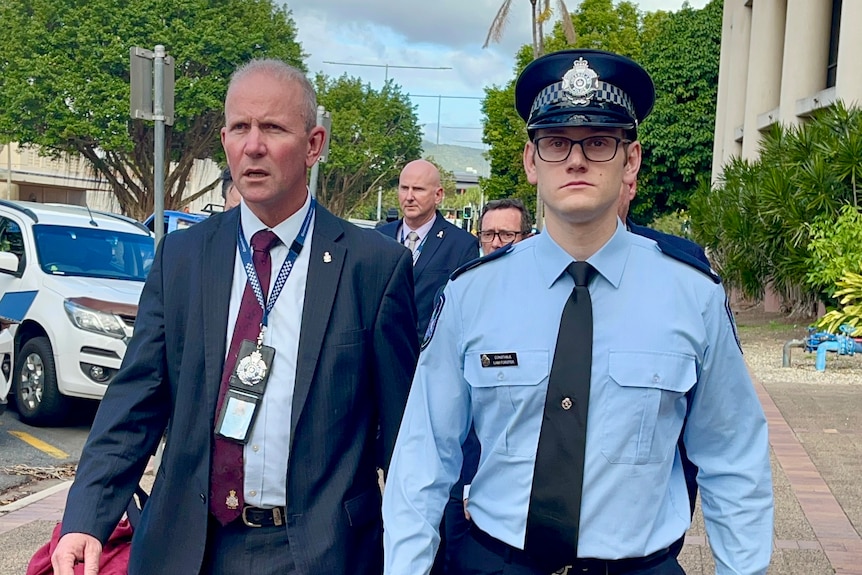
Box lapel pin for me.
[323,252,332,263]
[437,230,444,238]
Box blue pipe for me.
[816,341,839,371]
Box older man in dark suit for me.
[378,160,478,340]
[51,59,418,575]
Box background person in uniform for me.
[383,49,773,575]
[221,166,242,210]
[377,159,478,340]
[51,59,419,575]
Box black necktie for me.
[524,261,596,572]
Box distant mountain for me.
[422,141,490,178]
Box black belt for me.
[470,524,671,575]
[239,505,285,528]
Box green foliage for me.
[635,0,723,224]
[481,0,721,224]
[0,0,303,219]
[814,272,862,335]
[650,210,694,239]
[314,75,422,217]
[691,103,862,313]
[805,205,862,299]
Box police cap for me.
[515,49,655,133]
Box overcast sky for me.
[287,0,710,147]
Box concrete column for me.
[779,0,831,125]
[741,0,786,160]
[836,0,862,107]
[713,0,751,179]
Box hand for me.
[52,532,102,575]
[463,498,471,521]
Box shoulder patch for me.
[421,291,445,351]
[652,239,720,284]
[450,242,514,281]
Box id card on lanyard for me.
[215,198,316,443]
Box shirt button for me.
[497,372,505,381]
[561,397,573,410]
[652,374,661,383]
[249,490,257,497]
[252,445,259,452]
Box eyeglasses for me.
[478,230,522,243]
[534,135,630,163]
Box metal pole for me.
[436,96,442,145]
[6,144,11,200]
[153,45,166,245]
[376,186,382,220]
[308,105,325,198]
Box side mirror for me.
[0,252,19,274]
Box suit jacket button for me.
[200,493,206,503]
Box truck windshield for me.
[33,225,155,281]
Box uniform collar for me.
[535,218,630,290]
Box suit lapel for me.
[202,210,238,417]
[413,212,446,277]
[291,207,345,442]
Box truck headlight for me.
[64,299,127,339]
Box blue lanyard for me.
[237,198,315,329]
[400,226,429,264]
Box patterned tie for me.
[405,231,420,253]
[524,261,596,572]
[210,229,280,525]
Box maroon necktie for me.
[210,229,280,525]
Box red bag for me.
[26,487,147,575]
[26,519,134,575]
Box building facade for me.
[712,0,861,178]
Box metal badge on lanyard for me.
[216,199,315,443]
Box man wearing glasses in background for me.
[477,199,533,255]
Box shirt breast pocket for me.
[600,351,696,465]
[465,350,549,458]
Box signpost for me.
[308,105,332,199]
[130,45,175,244]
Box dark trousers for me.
[200,515,296,575]
[432,493,473,574]
[457,526,686,575]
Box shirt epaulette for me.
[653,238,720,284]
[449,242,515,281]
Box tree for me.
[0,0,303,220]
[314,75,422,218]
[635,0,723,224]
[690,103,862,315]
[484,0,576,59]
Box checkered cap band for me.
[530,80,636,121]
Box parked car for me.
[144,209,210,235]
[0,200,155,425]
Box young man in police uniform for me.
[383,49,773,575]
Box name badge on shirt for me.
[480,353,519,367]
[215,339,276,444]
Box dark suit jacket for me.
[61,205,419,575]
[378,212,478,339]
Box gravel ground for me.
[735,309,862,386]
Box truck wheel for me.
[14,336,69,426]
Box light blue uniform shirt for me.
[383,221,773,575]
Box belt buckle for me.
[241,506,262,528]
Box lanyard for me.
[237,198,315,330]
[400,226,429,265]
